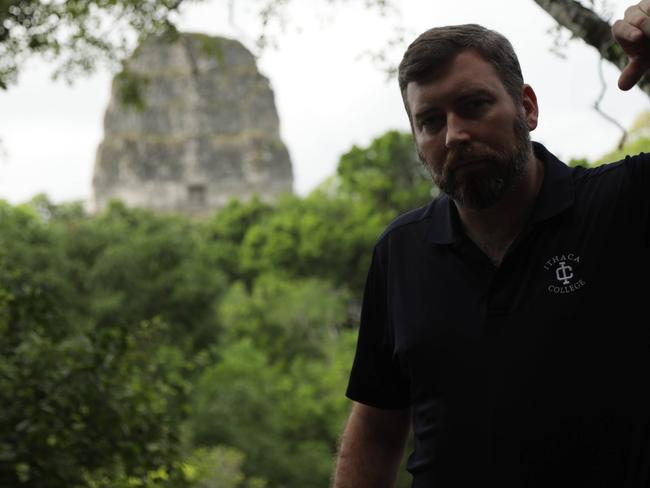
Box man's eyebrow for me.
[455,87,493,100]
[413,106,440,121]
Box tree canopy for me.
[0,0,185,89]
[2,0,649,99]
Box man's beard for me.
[419,112,531,210]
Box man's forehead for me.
[405,54,504,112]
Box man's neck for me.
[455,152,545,267]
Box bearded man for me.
[333,2,650,487]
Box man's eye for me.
[461,99,490,116]
[420,115,444,132]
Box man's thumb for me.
[618,57,645,91]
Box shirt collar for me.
[426,141,575,245]
[528,141,575,224]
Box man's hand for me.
[613,0,650,90]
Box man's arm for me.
[613,0,650,90]
[332,401,410,488]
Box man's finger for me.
[613,2,650,91]
[618,56,647,90]
[639,0,650,18]
[612,19,644,45]
[624,3,650,38]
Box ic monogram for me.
[555,261,573,285]
[544,252,586,294]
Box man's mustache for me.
[446,144,498,170]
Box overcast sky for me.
[0,0,648,205]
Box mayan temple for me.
[92,33,293,215]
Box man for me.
[333,2,650,487]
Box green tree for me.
[595,111,650,164]
[189,336,357,488]
[0,201,190,486]
[198,197,274,284]
[239,192,385,294]
[568,111,650,166]
[337,130,435,216]
[57,200,228,350]
[218,273,350,360]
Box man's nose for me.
[445,113,471,148]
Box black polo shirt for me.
[347,142,650,487]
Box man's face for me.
[405,50,537,210]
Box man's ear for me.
[521,84,539,131]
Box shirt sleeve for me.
[620,152,650,245]
[345,245,411,409]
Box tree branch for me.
[533,0,650,97]
[594,58,628,148]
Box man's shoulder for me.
[572,152,650,184]
[560,152,650,216]
[535,141,647,184]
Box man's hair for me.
[398,24,524,106]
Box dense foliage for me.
[0,130,431,487]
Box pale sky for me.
[0,0,648,205]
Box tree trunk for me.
[533,0,650,98]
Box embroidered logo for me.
[544,253,586,294]
[555,261,573,285]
